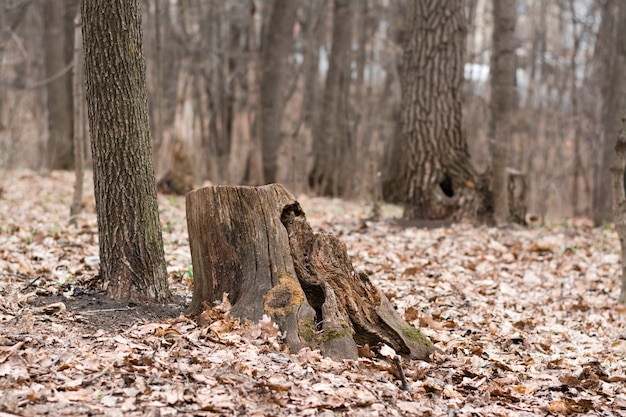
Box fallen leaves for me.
[0,170,625,416]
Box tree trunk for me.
[309,0,353,197]
[69,11,84,225]
[260,0,297,184]
[490,0,516,225]
[611,0,626,305]
[301,0,324,129]
[186,184,435,360]
[595,0,622,225]
[82,0,170,303]
[381,1,408,204]
[43,0,75,170]
[399,0,480,221]
[243,3,266,187]
[151,0,164,164]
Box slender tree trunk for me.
[567,0,584,218]
[352,0,369,198]
[82,0,170,303]
[309,0,353,196]
[260,0,297,184]
[611,0,626,305]
[244,3,266,186]
[43,0,75,170]
[288,0,324,195]
[0,6,5,133]
[302,0,324,129]
[152,0,164,164]
[381,0,407,204]
[491,0,516,225]
[70,12,84,225]
[400,1,480,221]
[594,0,620,225]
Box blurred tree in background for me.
[0,0,621,222]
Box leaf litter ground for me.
[0,170,625,416]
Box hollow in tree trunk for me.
[186,184,435,360]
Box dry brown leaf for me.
[0,170,624,416]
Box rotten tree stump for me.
[185,184,435,360]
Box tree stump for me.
[186,184,435,360]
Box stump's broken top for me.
[186,184,435,360]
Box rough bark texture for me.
[595,0,624,225]
[399,0,480,221]
[186,184,435,360]
[260,0,297,184]
[82,0,170,303]
[611,1,626,305]
[309,0,353,197]
[43,0,75,170]
[490,0,516,225]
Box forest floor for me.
[0,170,625,417]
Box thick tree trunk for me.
[260,0,297,184]
[186,184,435,360]
[399,0,480,221]
[82,0,170,303]
[490,0,516,225]
[309,0,353,197]
[43,0,75,170]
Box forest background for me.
[0,0,619,225]
[1,1,626,415]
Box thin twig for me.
[393,356,411,392]
[79,307,137,314]
[21,276,42,292]
[26,59,75,89]
[51,345,70,367]
[81,366,109,387]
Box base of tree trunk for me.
[185,184,435,360]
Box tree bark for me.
[309,0,353,197]
[151,0,164,164]
[82,0,170,303]
[243,3,266,187]
[186,184,435,360]
[43,0,75,170]
[490,0,516,225]
[399,0,480,221]
[595,0,623,225]
[69,12,84,225]
[611,0,626,305]
[301,0,324,129]
[260,0,297,184]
